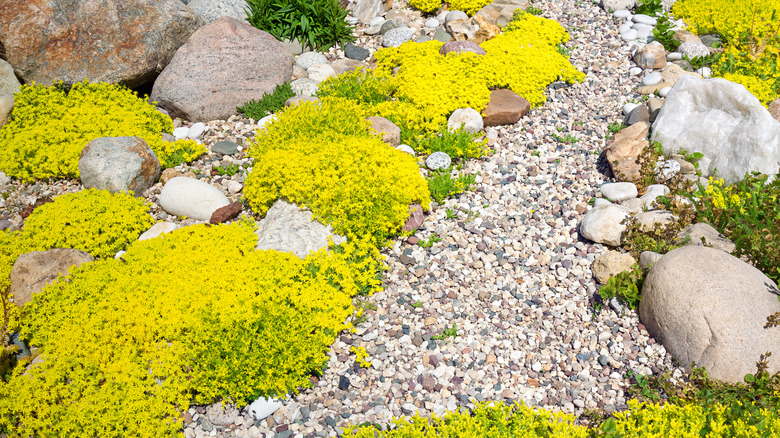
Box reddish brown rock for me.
[0,0,203,87]
[209,202,242,224]
[482,89,530,127]
[403,204,424,232]
[604,122,649,182]
[11,249,94,307]
[439,41,486,56]
[770,98,780,123]
[150,17,293,122]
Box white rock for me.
[635,27,653,41]
[619,22,633,34]
[290,78,319,96]
[579,204,631,246]
[632,14,657,25]
[173,126,189,140]
[623,102,639,116]
[696,66,712,78]
[246,397,283,421]
[187,122,206,139]
[639,184,669,209]
[425,18,439,28]
[227,180,243,194]
[138,222,179,241]
[620,29,639,41]
[426,151,452,170]
[593,198,612,207]
[255,199,346,258]
[447,108,483,133]
[652,76,780,183]
[613,9,632,18]
[159,177,230,221]
[667,52,682,61]
[306,63,336,83]
[641,72,663,86]
[655,159,681,179]
[258,114,276,129]
[629,67,643,76]
[631,22,653,32]
[396,144,416,156]
[295,52,328,70]
[679,41,710,59]
[600,182,638,202]
[658,86,672,97]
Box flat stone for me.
[11,249,94,307]
[591,251,635,283]
[482,89,530,127]
[600,182,638,202]
[255,199,346,259]
[212,140,240,155]
[676,222,735,253]
[579,204,631,246]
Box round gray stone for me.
[426,151,451,170]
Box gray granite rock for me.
[78,136,161,196]
[255,199,346,258]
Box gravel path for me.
[0,1,684,437]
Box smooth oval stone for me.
[641,72,663,86]
[426,151,451,170]
[659,86,672,97]
[623,102,639,116]
[629,67,643,76]
[621,29,639,41]
[667,52,682,61]
[187,122,206,139]
[173,126,189,140]
[632,14,657,25]
[613,10,632,18]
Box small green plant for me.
[678,149,705,170]
[213,162,241,176]
[597,264,644,310]
[418,233,442,248]
[411,301,423,308]
[408,127,488,159]
[552,133,579,144]
[431,323,458,340]
[426,168,476,203]
[526,5,543,15]
[607,120,626,134]
[683,52,723,70]
[445,208,457,219]
[653,13,681,51]
[625,370,661,402]
[245,0,355,51]
[635,0,663,16]
[556,43,574,58]
[236,82,295,120]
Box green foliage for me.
[418,233,442,248]
[653,13,681,52]
[214,162,241,176]
[0,81,204,181]
[344,401,589,437]
[445,208,458,219]
[683,52,723,70]
[686,173,780,284]
[607,120,626,135]
[1,221,380,436]
[552,132,579,143]
[596,264,644,310]
[431,323,458,340]
[245,0,355,51]
[243,98,430,245]
[426,168,476,203]
[635,0,663,16]
[237,82,295,120]
[408,127,488,159]
[526,5,544,15]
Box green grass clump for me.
[246,0,355,51]
[237,82,295,120]
[427,167,477,203]
[0,81,204,182]
[409,127,488,159]
[1,221,380,437]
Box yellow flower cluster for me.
[672,0,779,106]
[0,81,205,181]
[350,345,372,368]
[1,221,377,436]
[244,98,431,246]
[408,0,492,15]
[345,399,780,437]
[705,177,748,212]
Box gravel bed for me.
[0,0,685,437]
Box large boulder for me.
[652,76,780,183]
[0,0,203,88]
[0,58,20,127]
[255,199,346,259]
[640,246,780,383]
[482,89,530,127]
[79,137,161,196]
[11,249,94,307]
[150,17,293,122]
[188,0,249,24]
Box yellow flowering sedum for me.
[1,221,379,437]
[408,0,492,15]
[0,81,205,181]
[244,98,430,246]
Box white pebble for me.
[629,67,643,76]
[696,67,712,78]
[620,29,639,41]
[641,72,663,86]
[424,18,439,28]
[619,22,633,34]
[173,126,189,140]
[187,122,206,139]
[632,14,657,25]
[623,102,639,116]
[667,52,682,61]
[613,9,632,18]
[659,86,672,97]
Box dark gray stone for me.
[344,43,370,61]
[379,19,401,35]
[623,104,649,126]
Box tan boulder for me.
[472,15,501,44]
[640,246,780,383]
[633,42,667,70]
[770,98,780,123]
[366,116,401,146]
[604,122,649,182]
[672,30,703,45]
[11,249,94,307]
[592,251,635,284]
